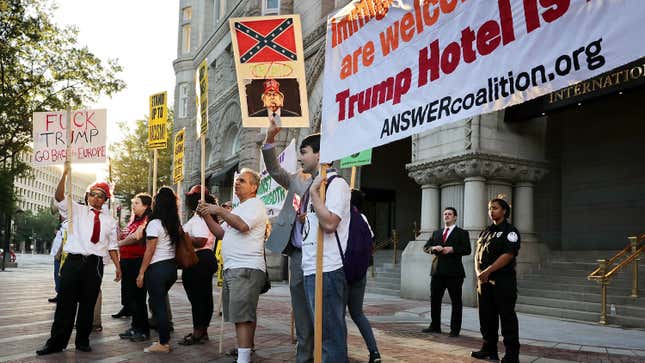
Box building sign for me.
[320,0,645,163]
[340,149,372,169]
[173,128,185,184]
[229,15,309,128]
[196,59,209,138]
[32,109,107,166]
[148,91,168,149]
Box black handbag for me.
[260,246,271,294]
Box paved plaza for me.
[0,254,643,362]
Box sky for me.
[51,0,178,177]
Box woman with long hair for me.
[117,193,152,343]
[137,187,180,353]
[178,185,218,345]
[471,196,521,363]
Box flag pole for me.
[313,164,328,363]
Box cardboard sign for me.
[148,91,168,149]
[229,15,309,128]
[320,0,645,162]
[173,128,185,184]
[340,149,372,168]
[32,109,107,166]
[196,59,209,138]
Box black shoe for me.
[36,345,63,356]
[76,344,92,352]
[448,332,460,337]
[422,326,441,333]
[369,351,382,363]
[112,308,130,319]
[471,350,500,361]
[119,328,136,339]
[129,332,149,342]
[501,356,519,363]
[48,296,58,303]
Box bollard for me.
[597,259,608,325]
[629,237,639,299]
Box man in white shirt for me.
[303,163,351,363]
[37,163,121,356]
[198,168,268,363]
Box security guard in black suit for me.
[472,197,521,363]
[422,207,471,336]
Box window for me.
[182,24,191,54]
[179,83,189,118]
[182,7,192,22]
[262,0,279,15]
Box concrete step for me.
[515,303,645,328]
[366,281,401,291]
[519,287,643,306]
[365,275,399,284]
[517,280,642,295]
[517,295,645,317]
[518,275,644,289]
[365,286,400,297]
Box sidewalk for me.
[0,254,643,362]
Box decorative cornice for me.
[407,153,550,185]
[304,20,327,54]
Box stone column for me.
[419,184,440,241]
[462,176,487,306]
[513,182,544,274]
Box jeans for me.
[145,259,177,344]
[182,250,217,329]
[347,276,378,353]
[304,268,347,363]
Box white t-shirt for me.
[301,173,350,276]
[145,219,176,264]
[183,214,214,251]
[221,197,268,271]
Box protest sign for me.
[32,109,107,166]
[320,0,645,162]
[196,59,209,138]
[340,149,372,168]
[148,91,168,149]
[173,128,185,184]
[229,15,309,128]
[232,139,297,216]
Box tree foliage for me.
[14,209,59,247]
[110,113,173,203]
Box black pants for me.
[121,257,149,334]
[145,259,177,344]
[46,254,103,349]
[430,275,464,334]
[478,275,520,359]
[182,250,217,329]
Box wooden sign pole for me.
[152,149,158,194]
[200,135,206,202]
[313,165,328,363]
[65,105,73,233]
[177,180,183,221]
[350,166,356,189]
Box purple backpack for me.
[328,176,373,283]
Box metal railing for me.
[587,234,643,324]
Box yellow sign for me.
[195,59,209,138]
[148,91,168,149]
[173,128,185,184]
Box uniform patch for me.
[496,232,503,238]
[507,232,518,242]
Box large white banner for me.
[320,0,645,162]
[32,109,107,166]
[233,139,297,217]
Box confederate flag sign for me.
[233,17,297,64]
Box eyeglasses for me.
[89,191,106,199]
[222,204,232,209]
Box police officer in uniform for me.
[471,197,520,363]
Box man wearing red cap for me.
[250,78,300,118]
[37,164,121,356]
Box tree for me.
[110,113,173,203]
[15,209,59,252]
[0,0,125,263]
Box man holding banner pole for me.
[261,121,318,363]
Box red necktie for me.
[91,209,101,244]
[441,227,449,244]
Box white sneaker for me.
[144,342,171,353]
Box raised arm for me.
[55,162,70,202]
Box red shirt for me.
[119,215,147,259]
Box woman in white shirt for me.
[137,187,180,353]
[178,185,218,346]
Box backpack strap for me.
[326,175,346,261]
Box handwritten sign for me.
[148,91,168,149]
[173,128,185,184]
[195,59,209,138]
[32,109,107,166]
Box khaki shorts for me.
[222,268,265,323]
